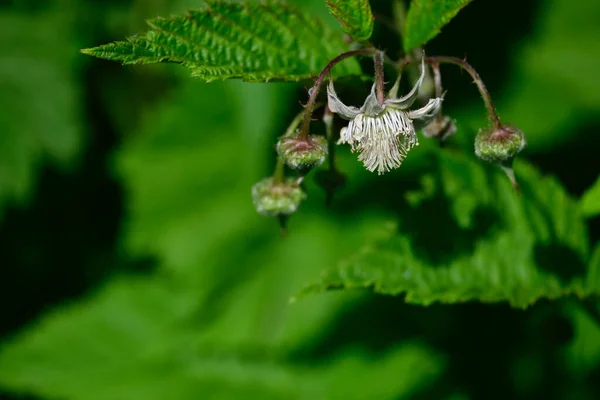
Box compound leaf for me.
[301,152,596,308]
[81,0,360,82]
[0,79,442,400]
[325,0,374,42]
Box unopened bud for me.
[475,125,526,164]
[277,134,328,170]
[423,115,457,141]
[251,177,306,217]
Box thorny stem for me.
[427,56,502,129]
[374,51,386,105]
[300,48,377,139]
[282,102,323,138]
[283,109,307,138]
[399,56,502,129]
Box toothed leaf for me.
[325,0,374,42]
[81,1,360,82]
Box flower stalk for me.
[272,156,285,184]
[374,51,386,105]
[427,56,501,129]
[299,48,377,140]
[398,56,502,129]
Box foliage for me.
[81,0,360,82]
[0,79,442,400]
[581,175,600,218]
[301,152,597,308]
[403,0,473,51]
[0,11,83,219]
[2,0,600,399]
[325,0,374,42]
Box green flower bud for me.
[251,177,306,217]
[422,115,457,141]
[475,125,526,163]
[276,134,328,170]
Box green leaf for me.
[325,0,374,42]
[580,175,600,218]
[0,277,442,400]
[403,0,472,51]
[0,79,443,400]
[81,0,360,82]
[0,12,83,219]
[301,152,597,308]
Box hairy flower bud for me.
[276,134,328,170]
[251,177,306,217]
[475,125,526,163]
[422,115,457,141]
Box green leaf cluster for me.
[0,79,443,399]
[2,0,600,398]
[301,152,598,308]
[81,0,360,82]
[0,11,83,219]
[325,0,374,42]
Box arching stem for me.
[299,48,377,139]
[399,56,502,129]
[427,56,502,129]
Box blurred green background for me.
[1,0,599,399]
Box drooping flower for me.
[327,58,442,174]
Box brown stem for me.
[299,48,377,139]
[374,51,385,105]
[427,56,502,129]
[399,56,502,129]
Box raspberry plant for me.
[1,0,599,399]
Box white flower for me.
[327,58,442,174]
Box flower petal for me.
[385,56,426,110]
[360,83,385,116]
[388,74,401,99]
[327,80,361,120]
[408,97,442,121]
